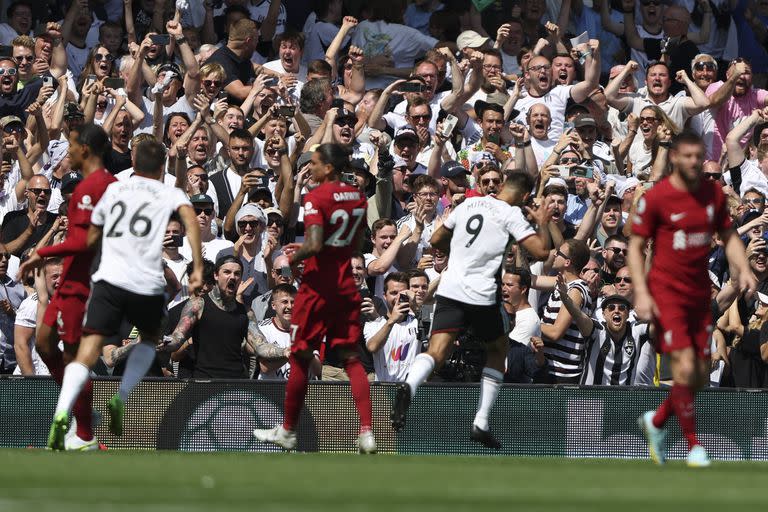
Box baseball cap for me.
[263,206,284,219]
[0,115,23,129]
[474,152,499,168]
[157,62,182,78]
[350,158,371,177]
[573,114,597,128]
[601,294,631,310]
[394,125,419,143]
[60,171,83,194]
[189,194,214,205]
[440,160,469,179]
[296,151,313,170]
[456,30,490,50]
[63,102,84,119]
[336,107,357,120]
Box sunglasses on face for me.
[605,303,628,312]
[192,173,209,181]
[3,126,23,134]
[0,68,17,76]
[14,55,33,62]
[237,220,261,229]
[639,116,659,123]
[559,157,580,164]
[556,250,570,260]
[481,177,501,186]
[334,118,356,128]
[96,101,108,109]
[694,61,716,71]
[703,172,721,180]
[94,53,114,62]
[267,216,283,227]
[607,247,627,255]
[27,187,50,195]
[194,207,214,216]
[615,276,632,284]
[744,198,765,205]
[409,114,430,121]
[203,79,222,87]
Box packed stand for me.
[0,0,767,388]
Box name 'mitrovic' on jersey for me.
[437,196,535,306]
[90,176,191,296]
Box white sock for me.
[473,368,503,431]
[406,353,435,395]
[56,362,90,416]
[118,342,155,402]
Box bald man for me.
[1,175,58,256]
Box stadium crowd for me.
[0,0,766,388]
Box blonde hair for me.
[200,62,226,81]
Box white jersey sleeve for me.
[505,206,536,242]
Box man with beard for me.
[437,160,470,210]
[209,128,256,217]
[2,175,57,257]
[104,110,133,175]
[457,101,510,170]
[559,285,655,386]
[472,160,504,198]
[232,203,269,307]
[396,175,439,268]
[162,255,288,379]
[600,234,628,286]
[510,40,601,140]
[605,60,710,136]
[0,56,43,120]
[707,59,768,161]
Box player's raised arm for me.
[178,203,203,294]
[555,273,594,338]
[429,224,453,254]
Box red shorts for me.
[42,292,87,345]
[289,284,361,353]
[652,294,712,359]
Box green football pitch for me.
[1,449,765,512]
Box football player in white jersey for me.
[48,139,204,449]
[391,172,553,449]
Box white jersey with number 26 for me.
[437,196,535,306]
[91,176,191,296]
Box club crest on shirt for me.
[77,194,93,211]
[624,338,635,357]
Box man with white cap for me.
[233,202,269,307]
[456,30,491,58]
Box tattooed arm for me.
[245,310,290,360]
[157,296,205,352]
[103,338,140,367]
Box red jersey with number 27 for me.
[37,169,117,297]
[632,177,731,300]
[301,180,367,296]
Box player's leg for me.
[36,320,64,383]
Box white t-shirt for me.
[262,60,306,104]
[724,159,768,198]
[531,137,557,168]
[625,92,693,133]
[508,306,541,347]
[364,314,420,382]
[180,236,234,264]
[438,196,536,305]
[364,252,396,299]
[351,20,437,89]
[257,318,291,380]
[137,96,197,134]
[91,176,191,295]
[12,293,49,376]
[248,0,286,37]
[512,85,573,141]
[302,14,348,64]
[165,254,190,309]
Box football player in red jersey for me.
[629,131,756,467]
[254,143,377,453]
[19,124,117,450]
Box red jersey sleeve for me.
[67,183,96,228]
[302,189,326,228]
[632,191,658,239]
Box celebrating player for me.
[46,139,203,450]
[391,171,553,449]
[19,124,117,451]
[253,143,376,454]
[630,131,756,467]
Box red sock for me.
[72,379,94,441]
[282,355,309,432]
[40,349,64,384]
[344,357,372,433]
[669,384,699,450]
[652,395,673,429]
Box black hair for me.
[229,128,253,145]
[75,123,110,161]
[315,142,352,174]
[214,255,244,273]
[384,271,410,291]
[6,1,31,19]
[133,139,167,176]
[187,259,216,285]
[163,112,192,146]
[272,283,297,297]
[507,266,531,290]
[406,268,430,284]
[504,171,535,193]
[604,234,628,247]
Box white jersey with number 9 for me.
[437,196,536,306]
[90,176,191,296]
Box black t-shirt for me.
[104,147,132,175]
[0,209,57,255]
[0,76,43,122]
[105,319,165,377]
[206,45,255,105]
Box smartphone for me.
[399,292,410,304]
[555,165,571,178]
[280,266,292,278]
[341,171,356,185]
[564,121,575,132]
[441,114,458,138]
[264,76,279,87]
[487,133,500,145]
[104,77,125,89]
[277,105,295,118]
[399,82,425,93]
[217,89,228,100]
[359,288,372,300]
[43,76,54,87]
[170,234,183,247]
[571,165,594,179]
[642,181,654,190]
[86,74,96,84]
[150,34,171,46]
